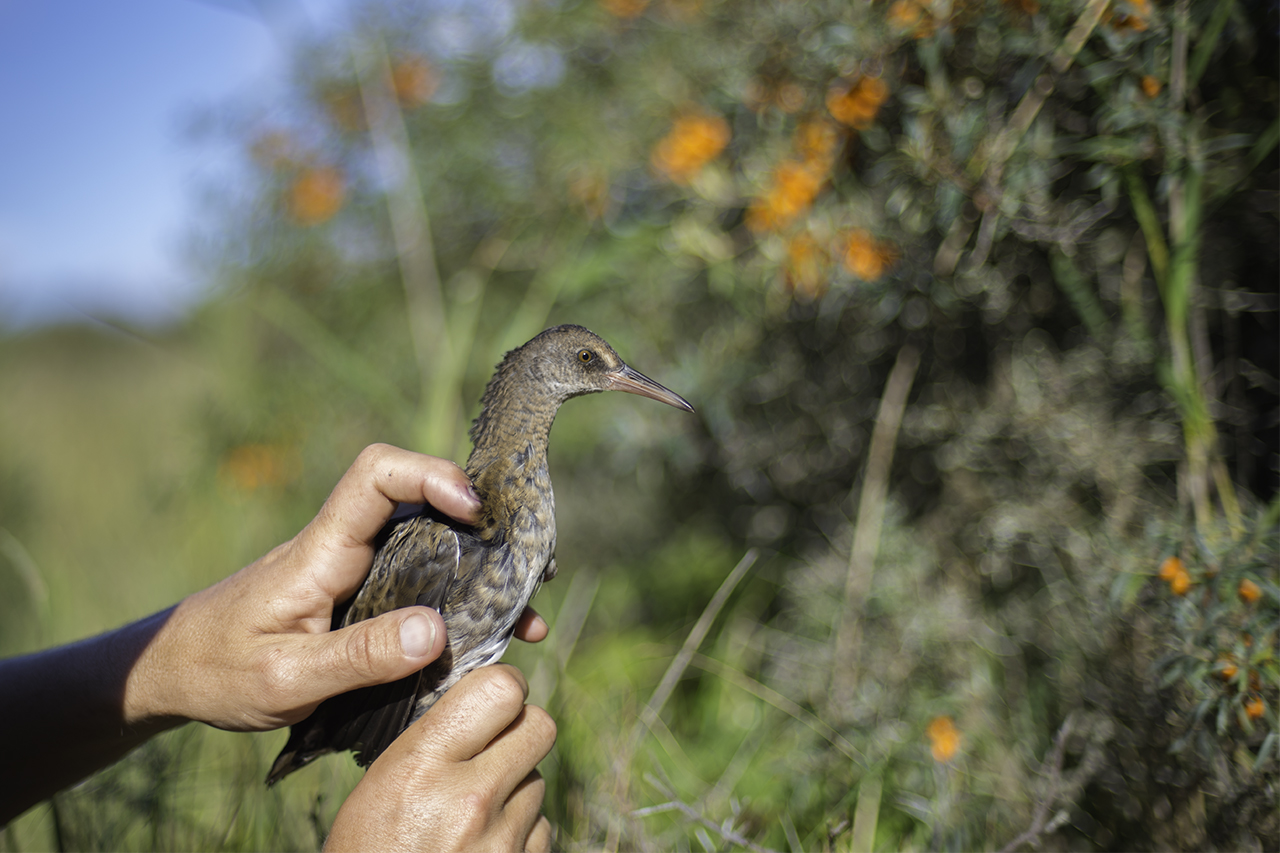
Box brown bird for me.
[267,324,693,783]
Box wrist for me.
[0,608,184,821]
[118,604,189,732]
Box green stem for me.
[1049,248,1111,340]
[1124,168,1170,293]
[1165,167,1203,335]
[1188,0,1235,90]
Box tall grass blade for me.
[629,550,759,756]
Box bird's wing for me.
[266,512,464,784]
[342,512,461,626]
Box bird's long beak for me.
[607,364,695,413]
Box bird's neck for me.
[465,394,559,477]
[463,381,563,536]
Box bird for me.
[266,324,693,784]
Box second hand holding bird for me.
[269,325,694,782]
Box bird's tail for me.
[266,724,331,786]
[265,668,427,785]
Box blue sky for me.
[0,0,340,328]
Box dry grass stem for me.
[605,549,758,851]
[830,344,920,712]
[356,39,458,452]
[638,771,782,853]
[627,549,759,756]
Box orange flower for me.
[289,166,346,225]
[219,444,299,492]
[745,161,825,232]
[887,0,935,37]
[390,56,438,108]
[1158,555,1193,595]
[1217,658,1239,681]
[795,119,842,170]
[1105,0,1151,32]
[841,229,898,281]
[887,0,922,28]
[827,77,890,130]
[1109,12,1148,31]
[651,112,731,185]
[744,119,845,234]
[785,233,829,300]
[1245,696,1265,720]
[1238,578,1262,604]
[600,0,649,17]
[1158,555,1184,581]
[926,716,960,762]
[1140,75,1162,98]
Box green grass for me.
[0,324,373,849]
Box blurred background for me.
[1,0,1277,849]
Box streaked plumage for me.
[267,325,693,784]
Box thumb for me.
[299,607,447,702]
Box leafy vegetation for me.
[1,0,1276,849]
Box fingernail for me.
[400,613,435,658]
[463,482,482,508]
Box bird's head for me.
[519,324,695,412]
[468,324,692,462]
[473,325,694,434]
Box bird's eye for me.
[577,349,594,363]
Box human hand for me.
[325,664,556,853]
[122,443,548,732]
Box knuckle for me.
[355,442,392,472]
[455,791,493,836]
[473,666,526,712]
[342,626,385,683]
[258,649,304,706]
[523,705,558,746]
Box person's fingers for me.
[524,813,554,853]
[502,771,548,851]
[296,444,481,599]
[325,443,480,533]
[408,665,530,763]
[513,607,548,643]
[325,663,555,853]
[277,607,446,709]
[476,704,557,805]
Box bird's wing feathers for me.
[343,512,460,626]
[266,511,466,784]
